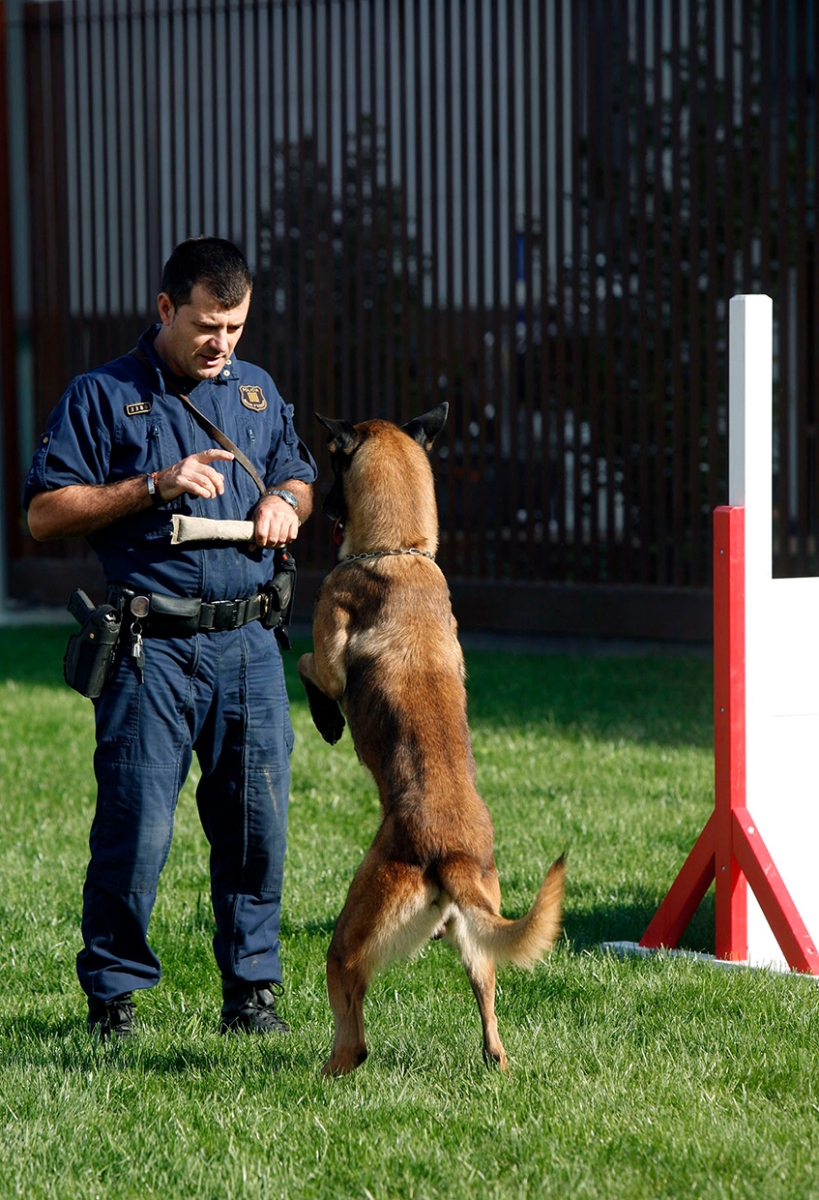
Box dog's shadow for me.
[564,892,716,957]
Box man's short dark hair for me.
[161,237,253,310]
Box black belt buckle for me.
[209,599,245,632]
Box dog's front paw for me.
[300,673,346,744]
[316,705,346,745]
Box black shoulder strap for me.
[129,346,266,497]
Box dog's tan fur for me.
[298,408,565,1075]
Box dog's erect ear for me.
[402,402,449,451]
[315,413,357,455]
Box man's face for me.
[155,281,251,380]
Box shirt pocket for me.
[112,414,166,477]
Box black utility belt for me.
[108,586,266,636]
[64,563,296,698]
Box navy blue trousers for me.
[76,621,293,1003]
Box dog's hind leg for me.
[447,915,508,1070]
[438,858,508,1068]
[322,853,439,1076]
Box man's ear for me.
[403,402,449,451]
[157,292,176,328]
[315,413,358,455]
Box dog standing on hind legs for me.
[298,402,565,1076]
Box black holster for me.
[63,588,122,698]
[263,548,297,650]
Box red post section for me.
[640,506,819,974]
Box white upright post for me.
[642,296,819,973]
[737,297,819,967]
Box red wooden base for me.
[639,507,819,975]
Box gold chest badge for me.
[239,385,267,412]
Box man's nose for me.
[207,328,229,353]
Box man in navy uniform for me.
[24,237,316,1039]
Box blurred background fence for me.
[2,0,818,637]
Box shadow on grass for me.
[281,916,337,939]
[3,1013,306,1074]
[286,645,713,749]
[565,892,716,957]
[4,629,712,750]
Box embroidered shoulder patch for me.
[125,401,152,417]
[239,385,267,412]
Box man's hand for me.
[251,495,300,549]
[250,479,313,549]
[154,448,234,502]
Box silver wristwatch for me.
[264,487,299,512]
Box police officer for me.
[24,237,317,1039]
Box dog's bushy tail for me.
[439,855,566,966]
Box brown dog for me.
[297,403,565,1075]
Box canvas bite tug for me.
[297,403,565,1075]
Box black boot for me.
[87,992,137,1040]
[220,981,290,1034]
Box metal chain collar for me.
[338,547,437,565]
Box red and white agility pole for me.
[640,295,819,973]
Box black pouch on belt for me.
[63,589,122,698]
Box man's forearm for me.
[28,448,239,541]
[27,478,154,541]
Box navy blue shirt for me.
[23,326,317,602]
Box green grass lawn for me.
[2,627,819,1199]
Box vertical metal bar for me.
[704,1,721,532]
[600,0,617,582]
[687,0,704,580]
[365,0,377,417]
[585,0,601,584]
[794,0,809,574]
[353,0,365,420]
[490,0,504,578]
[776,3,792,575]
[570,0,585,578]
[520,0,536,580]
[382,0,396,421]
[396,0,411,422]
[668,5,684,585]
[758,0,772,300]
[634,0,651,583]
[295,0,308,429]
[440,0,456,573]
[0,0,20,561]
[504,0,520,579]
[528,0,542,583]
[616,0,633,585]
[281,0,294,409]
[323,0,336,428]
[474,0,489,578]
[143,0,161,296]
[412,0,429,418]
[650,4,666,585]
[306,0,323,568]
[340,0,353,416]
[552,0,568,583]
